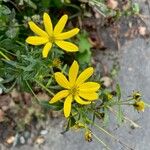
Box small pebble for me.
[24,131,30,139]
[20,136,25,144]
[138,26,146,36]
[40,130,48,135]
[101,76,113,87]
[35,136,45,145]
[128,67,133,71]
[6,136,15,144]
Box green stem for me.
[25,80,40,104]
[0,25,23,28]
[0,47,16,56]
[34,79,54,96]
[58,64,68,75]
[16,40,27,47]
[95,101,132,110]
[122,97,134,102]
[108,106,141,128]
[0,51,10,60]
[5,80,17,93]
[92,132,111,150]
[87,118,133,150]
[145,102,150,108]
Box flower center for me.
[69,86,79,96]
[49,35,55,43]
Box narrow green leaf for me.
[116,84,124,124]
[116,83,121,101]
[40,101,63,111]
[103,108,109,126]
[61,116,76,134]
[24,0,37,9]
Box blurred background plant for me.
[0,0,148,148]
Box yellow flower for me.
[49,60,100,118]
[26,13,79,58]
[107,93,113,100]
[84,130,92,142]
[52,58,61,68]
[134,101,145,112]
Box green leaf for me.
[116,84,124,124]
[77,32,91,53]
[69,116,76,127]
[6,26,19,39]
[103,108,109,126]
[40,101,64,111]
[117,106,124,125]
[116,84,121,101]
[0,39,21,52]
[53,0,63,8]
[76,31,92,65]
[76,49,91,65]
[41,0,50,8]
[0,5,11,15]
[92,112,96,126]
[24,0,37,9]
[61,116,76,134]
[132,3,140,14]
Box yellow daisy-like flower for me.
[49,60,100,118]
[26,12,79,58]
[134,101,145,112]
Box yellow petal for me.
[64,95,73,118]
[55,41,78,52]
[75,67,94,86]
[26,36,49,45]
[49,90,69,103]
[79,82,100,92]
[69,60,79,86]
[55,28,80,40]
[75,95,91,105]
[55,72,70,89]
[42,42,52,58]
[43,12,53,36]
[54,14,68,34]
[79,92,99,101]
[28,21,48,37]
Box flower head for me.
[49,61,100,117]
[26,13,79,58]
[106,93,113,100]
[84,130,92,142]
[132,91,141,100]
[133,100,145,112]
[52,58,61,68]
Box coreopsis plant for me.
[0,10,148,149]
[26,13,79,58]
